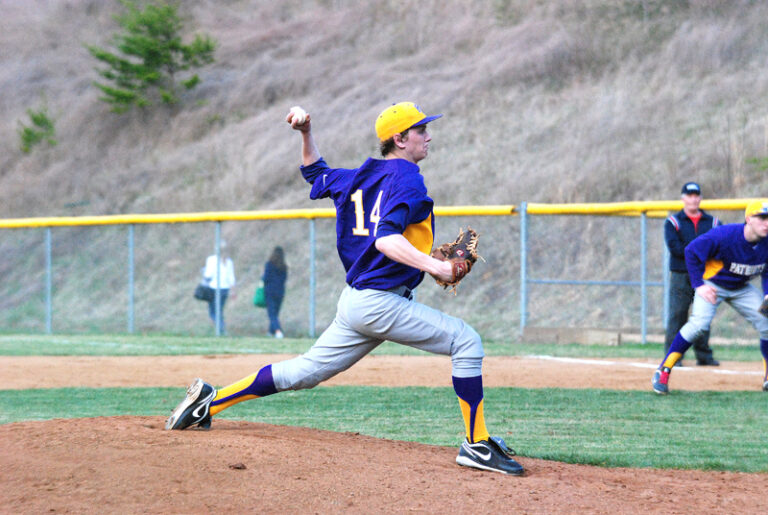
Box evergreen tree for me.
[87,1,216,113]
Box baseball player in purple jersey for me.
[166,102,524,475]
[652,200,768,394]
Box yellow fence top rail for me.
[0,206,516,228]
[0,209,338,228]
[0,199,760,228]
[525,199,759,215]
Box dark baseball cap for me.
[681,182,701,195]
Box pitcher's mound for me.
[0,416,765,513]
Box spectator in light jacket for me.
[203,240,236,334]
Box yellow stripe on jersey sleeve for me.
[402,214,433,254]
[703,259,724,280]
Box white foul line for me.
[527,355,763,376]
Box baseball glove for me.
[759,297,768,318]
[430,227,480,294]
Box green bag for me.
[253,282,266,308]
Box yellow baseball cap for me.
[375,102,442,141]
[745,200,768,220]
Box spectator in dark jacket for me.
[663,181,720,366]
[263,246,287,338]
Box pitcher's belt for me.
[385,285,413,300]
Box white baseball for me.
[290,106,307,125]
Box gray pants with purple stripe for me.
[271,286,484,392]
[680,280,768,342]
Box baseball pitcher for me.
[166,102,524,475]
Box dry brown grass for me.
[1,0,768,338]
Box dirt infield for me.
[1,355,766,513]
[2,354,764,390]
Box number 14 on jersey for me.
[350,189,383,237]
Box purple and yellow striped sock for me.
[661,333,692,370]
[760,339,768,381]
[209,365,278,416]
[452,375,490,444]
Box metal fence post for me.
[663,244,670,332]
[45,227,52,334]
[214,222,222,336]
[519,201,528,337]
[309,218,316,338]
[127,224,135,334]
[640,213,648,344]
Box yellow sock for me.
[208,365,279,416]
[209,373,259,416]
[457,397,490,443]
[662,351,682,369]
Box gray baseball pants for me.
[680,280,768,342]
[271,286,484,391]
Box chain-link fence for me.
[0,201,759,342]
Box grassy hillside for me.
[1,0,767,339]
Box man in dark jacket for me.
[263,246,287,338]
[663,181,720,366]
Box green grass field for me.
[0,333,761,360]
[1,334,765,473]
